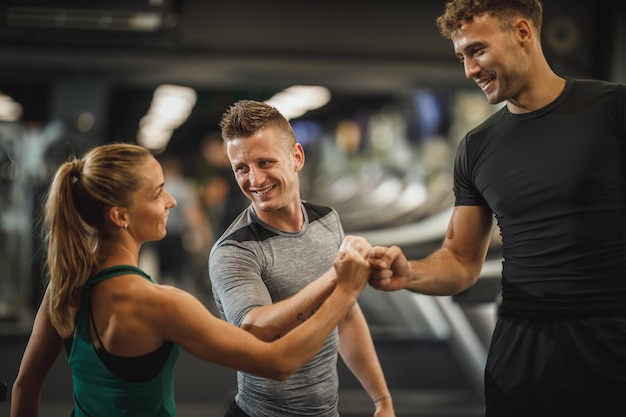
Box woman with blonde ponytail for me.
[11,142,373,417]
[46,158,98,337]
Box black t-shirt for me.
[454,79,626,316]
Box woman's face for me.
[125,157,177,243]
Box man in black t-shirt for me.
[368,1,626,416]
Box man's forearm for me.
[240,267,337,341]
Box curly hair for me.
[436,0,543,39]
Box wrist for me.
[325,267,338,288]
[373,394,391,405]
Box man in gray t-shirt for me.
[209,100,395,417]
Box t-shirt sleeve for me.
[209,242,272,327]
[452,136,487,206]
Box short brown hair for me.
[219,100,296,148]
[436,0,543,39]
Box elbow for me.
[270,355,301,381]
[259,355,300,381]
[452,269,482,295]
[240,312,283,342]
[452,270,481,295]
[11,376,26,399]
[240,322,281,342]
[10,379,39,416]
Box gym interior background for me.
[1,1,625,415]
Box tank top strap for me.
[88,265,154,286]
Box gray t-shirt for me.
[209,202,344,417]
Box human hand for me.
[340,235,373,260]
[334,247,371,294]
[367,246,409,291]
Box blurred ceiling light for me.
[6,7,173,32]
[75,111,95,132]
[137,84,196,152]
[265,85,331,120]
[127,13,164,32]
[137,123,172,153]
[0,93,23,122]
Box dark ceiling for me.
[0,1,465,90]
[0,0,623,157]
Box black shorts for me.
[485,315,626,417]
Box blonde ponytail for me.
[43,143,152,336]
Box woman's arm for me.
[150,247,371,380]
[11,288,65,417]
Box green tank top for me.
[67,265,180,416]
